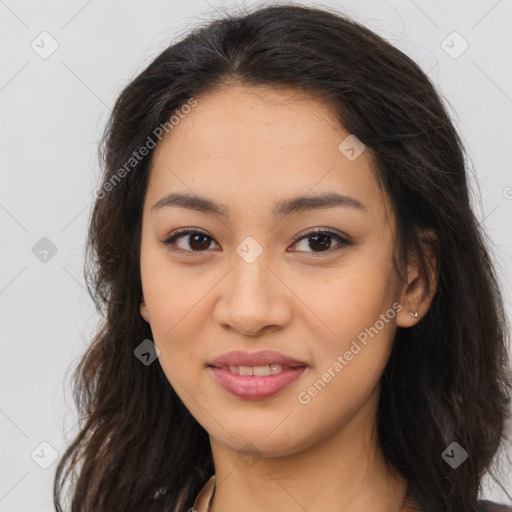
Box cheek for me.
[300,260,399,401]
[144,282,205,361]
[141,245,203,329]
[296,302,398,430]
[140,252,207,374]
[303,258,397,344]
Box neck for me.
[207,388,408,512]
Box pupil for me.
[190,234,209,251]
[186,233,332,252]
[310,234,331,252]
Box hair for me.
[54,3,512,511]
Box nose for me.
[212,247,293,337]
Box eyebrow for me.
[151,191,367,217]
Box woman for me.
[54,4,512,512]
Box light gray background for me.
[1,0,511,510]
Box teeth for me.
[254,365,271,376]
[239,365,254,376]
[226,364,284,375]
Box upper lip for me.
[209,350,307,368]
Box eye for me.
[162,227,350,256]
[163,228,219,254]
[288,228,349,255]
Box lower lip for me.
[209,366,307,399]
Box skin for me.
[139,84,437,512]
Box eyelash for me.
[162,227,350,257]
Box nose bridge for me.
[213,234,291,335]
[230,235,274,305]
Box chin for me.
[212,427,314,458]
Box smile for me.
[218,364,289,376]
[208,365,307,399]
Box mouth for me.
[207,363,305,376]
[207,350,308,399]
[207,357,307,399]
[208,349,308,370]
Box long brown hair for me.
[54,4,512,511]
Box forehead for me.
[145,84,389,222]
[153,84,347,164]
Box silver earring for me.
[410,312,419,318]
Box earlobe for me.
[396,229,439,328]
[396,268,426,327]
[140,299,150,323]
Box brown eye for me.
[163,229,219,254]
[163,227,350,256]
[289,229,349,254]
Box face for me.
[139,84,417,458]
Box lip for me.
[209,366,307,400]
[208,350,308,368]
[207,350,308,400]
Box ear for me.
[396,229,438,328]
[140,296,150,323]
